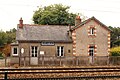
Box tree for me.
[109,26,120,47]
[0,28,16,57]
[0,31,7,46]
[33,4,81,25]
[6,28,16,43]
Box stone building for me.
[11,16,111,65]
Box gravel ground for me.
[1,66,120,79]
[0,71,120,79]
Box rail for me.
[0,67,120,79]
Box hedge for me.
[110,46,120,56]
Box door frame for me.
[89,45,95,64]
[30,46,39,65]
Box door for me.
[89,46,94,64]
[30,46,38,65]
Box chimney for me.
[75,16,81,26]
[19,17,23,28]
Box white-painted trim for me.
[12,46,19,56]
[57,46,64,57]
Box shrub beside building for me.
[110,46,120,56]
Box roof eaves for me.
[16,39,73,43]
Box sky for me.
[0,0,120,31]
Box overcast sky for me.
[0,0,120,31]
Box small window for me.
[57,46,64,57]
[14,48,17,54]
[90,28,94,35]
[68,50,71,53]
[12,47,18,56]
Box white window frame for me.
[90,28,94,35]
[31,46,38,57]
[89,46,94,56]
[12,46,19,56]
[57,46,64,57]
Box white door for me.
[89,46,94,64]
[30,46,38,65]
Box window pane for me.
[35,46,37,57]
[90,28,94,35]
[32,54,34,57]
[35,47,37,51]
[32,46,34,50]
[32,51,34,53]
[61,52,63,56]
[61,47,64,56]
[57,46,60,56]
[31,46,34,53]
[35,53,37,57]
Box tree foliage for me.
[0,28,16,56]
[0,28,16,46]
[108,26,120,47]
[33,4,78,25]
[0,31,7,46]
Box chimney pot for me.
[19,17,23,28]
[75,16,81,26]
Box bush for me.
[0,52,4,59]
[0,52,3,57]
[110,47,120,56]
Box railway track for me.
[0,66,120,79]
[7,75,120,80]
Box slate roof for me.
[16,25,72,42]
[71,16,112,31]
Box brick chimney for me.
[19,17,23,28]
[75,16,81,26]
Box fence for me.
[1,56,120,67]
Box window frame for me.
[12,46,19,56]
[90,28,95,35]
[31,46,38,57]
[89,46,95,56]
[57,46,64,57]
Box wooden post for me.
[76,56,78,66]
[60,57,61,66]
[4,71,8,80]
[19,56,20,66]
[107,56,109,65]
[5,56,7,67]
[24,56,26,66]
[42,55,44,65]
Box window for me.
[68,50,71,53]
[90,28,94,35]
[88,25,96,36]
[57,46,64,57]
[12,47,18,56]
[31,46,38,57]
[89,46,94,56]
